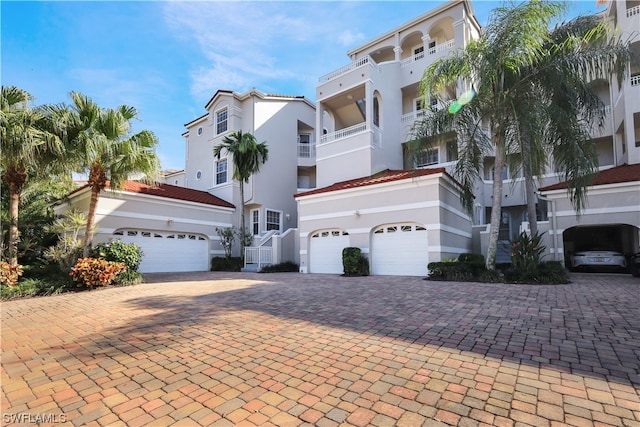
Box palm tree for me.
[1,86,65,264]
[65,92,161,256]
[213,131,268,258]
[409,1,630,269]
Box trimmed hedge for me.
[428,253,570,284]
[260,261,299,273]
[211,257,242,272]
[342,247,369,276]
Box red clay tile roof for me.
[294,168,450,198]
[539,163,640,192]
[68,180,235,209]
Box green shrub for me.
[260,261,299,273]
[1,277,74,300]
[505,261,569,284]
[478,269,503,283]
[342,247,369,276]
[92,240,143,272]
[510,231,545,274]
[211,256,242,272]
[458,253,485,264]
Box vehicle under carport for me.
[563,224,639,272]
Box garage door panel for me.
[371,224,428,276]
[116,230,208,273]
[309,230,349,274]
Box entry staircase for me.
[242,230,278,272]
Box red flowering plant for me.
[69,258,126,288]
[0,262,24,287]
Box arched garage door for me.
[113,229,209,273]
[309,230,350,274]
[371,223,428,276]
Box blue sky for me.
[2,1,605,171]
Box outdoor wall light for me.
[285,214,291,221]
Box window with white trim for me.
[216,108,228,135]
[415,148,438,167]
[215,158,227,185]
[251,209,260,235]
[266,210,281,231]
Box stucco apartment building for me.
[59,0,640,275]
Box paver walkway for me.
[1,272,639,426]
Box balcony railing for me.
[631,74,640,87]
[318,55,379,83]
[627,4,640,17]
[320,122,367,144]
[428,39,455,55]
[401,110,427,123]
[298,143,316,158]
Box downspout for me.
[536,192,558,261]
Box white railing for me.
[626,4,640,17]
[400,50,426,68]
[244,246,273,270]
[428,39,455,55]
[401,110,427,124]
[631,74,640,87]
[298,143,316,158]
[318,55,378,83]
[320,122,367,144]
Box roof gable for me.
[539,163,640,192]
[68,181,235,209]
[294,168,450,198]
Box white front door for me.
[371,224,428,276]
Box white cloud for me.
[337,29,365,47]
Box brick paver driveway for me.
[1,272,639,426]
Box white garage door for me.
[114,229,209,273]
[371,224,428,276]
[309,230,350,274]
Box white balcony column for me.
[316,103,325,145]
[454,18,465,48]
[393,46,402,62]
[365,80,374,135]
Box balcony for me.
[631,74,640,87]
[320,122,368,144]
[318,55,380,84]
[428,39,455,55]
[627,4,640,17]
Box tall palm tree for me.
[516,14,629,236]
[409,1,630,269]
[213,130,268,258]
[65,92,161,256]
[1,86,65,264]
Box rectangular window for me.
[216,108,228,134]
[251,209,260,235]
[215,158,227,185]
[446,140,458,162]
[415,148,439,167]
[266,210,281,231]
[414,46,424,60]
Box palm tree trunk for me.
[239,181,245,261]
[7,182,21,265]
[486,143,506,270]
[5,169,27,265]
[83,187,100,257]
[525,173,538,236]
